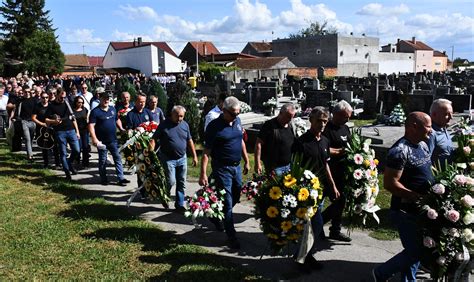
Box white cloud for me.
[279,0,337,27]
[65,28,103,43]
[116,5,158,21]
[357,3,410,16]
[62,28,107,55]
[111,30,153,42]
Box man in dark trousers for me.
[292,106,338,272]
[89,92,130,186]
[199,96,250,250]
[373,112,433,281]
[321,100,353,242]
[254,103,296,175]
[45,89,80,180]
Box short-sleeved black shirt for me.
[258,117,295,169]
[17,97,37,121]
[323,121,351,186]
[33,102,49,122]
[292,131,330,186]
[45,101,75,131]
[74,108,88,132]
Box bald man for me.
[373,112,434,281]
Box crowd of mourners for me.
[0,72,459,280]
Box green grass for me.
[352,118,376,127]
[0,143,259,280]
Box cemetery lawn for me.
[0,144,258,280]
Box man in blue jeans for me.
[45,89,81,180]
[88,92,130,186]
[373,112,434,282]
[149,105,198,213]
[199,96,250,250]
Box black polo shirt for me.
[292,130,330,185]
[323,121,351,186]
[258,117,295,169]
[18,97,37,121]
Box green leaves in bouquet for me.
[289,152,315,181]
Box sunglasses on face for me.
[41,96,49,99]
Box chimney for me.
[412,37,416,44]
[137,37,142,45]
[133,38,137,47]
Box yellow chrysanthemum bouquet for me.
[254,154,324,252]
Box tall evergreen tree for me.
[23,30,64,75]
[0,0,54,60]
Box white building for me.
[102,38,187,76]
[378,52,415,74]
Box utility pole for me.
[195,42,199,77]
[82,45,85,55]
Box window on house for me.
[392,48,395,52]
[292,51,297,56]
[355,49,358,53]
[316,49,321,55]
[340,51,343,56]
[409,56,412,59]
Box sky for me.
[44,0,474,60]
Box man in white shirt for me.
[204,93,226,131]
[78,83,93,111]
[0,85,8,138]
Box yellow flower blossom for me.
[267,233,279,240]
[266,206,279,218]
[296,224,305,231]
[374,159,379,165]
[269,186,282,200]
[296,208,307,218]
[363,159,371,168]
[311,177,320,189]
[281,221,292,232]
[298,188,309,201]
[284,174,297,188]
[370,170,377,177]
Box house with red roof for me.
[178,41,220,66]
[396,37,434,72]
[102,38,187,76]
[241,41,272,57]
[433,50,448,72]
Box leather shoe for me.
[227,237,241,249]
[329,232,352,242]
[174,206,187,214]
[304,255,323,270]
[69,167,77,175]
[117,179,131,186]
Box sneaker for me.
[227,237,241,250]
[118,179,131,186]
[69,167,77,175]
[65,174,72,181]
[304,255,323,270]
[329,232,352,242]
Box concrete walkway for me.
[49,148,408,282]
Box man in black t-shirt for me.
[321,100,353,242]
[45,89,81,180]
[17,86,37,161]
[254,103,296,175]
[292,106,338,272]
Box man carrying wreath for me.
[292,106,338,272]
[373,112,434,281]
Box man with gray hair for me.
[321,100,353,242]
[149,105,198,213]
[254,103,296,175]
[200,96,250,250]
[427,98,454,166]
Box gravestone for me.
[380,90,400,115]
[413,90,432,95]
[335,91,353,103]
[405,95,433,113]
[435,86,450,98]
[445,94,472,113]
[304,90,333,109]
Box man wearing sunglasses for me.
[199,96,250,250]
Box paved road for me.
[49,147,408,282]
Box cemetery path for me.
[61,149,408,282]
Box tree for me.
[0,0,57,74]
[142,80,168,113]
[289,20,337,38]
[166,80,200,142]
[114,77,137,103]
[453,57,470,68]
[23,30,64,75]
[0,40,4,75]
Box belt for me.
[212,160,240,167]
